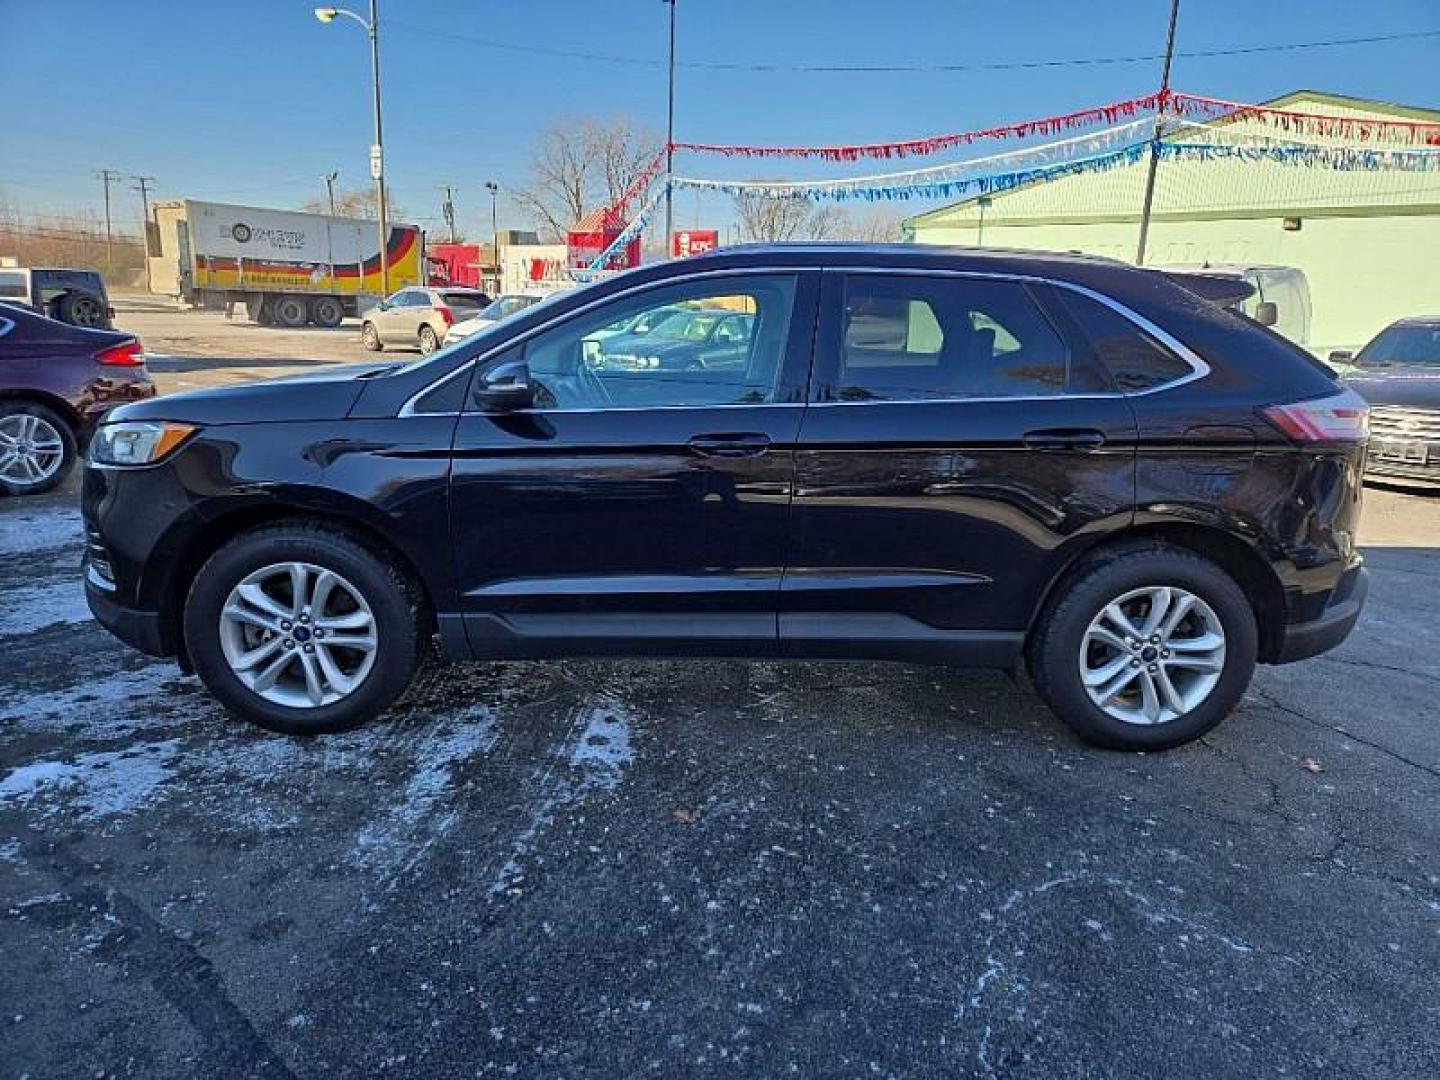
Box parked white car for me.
[441,290,558,346]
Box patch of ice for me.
[0,578,94,636]
[350,709,499,888]
[0,740,183,821]
[0,663,195,736]
[0,505,82,556]
[489,697,637,896]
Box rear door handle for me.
[1022,428,1107,453]
[688,433,772,458]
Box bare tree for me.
[513,117,663,241]
[831,206,908,243]
[299,187,406,222]
[732,189,844,242]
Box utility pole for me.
[133,175,157,291]
[663,0,676,254]
[324,170,339,215]
[484,181,499,294]
[1135,0,1181,266]
[441,184,458,244]
[96,169,120,277]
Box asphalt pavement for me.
[1,476,1437,1078]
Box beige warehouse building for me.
[905,91,1440,357]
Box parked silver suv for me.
[359,286,490,355]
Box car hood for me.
[108,362,393,425]
[1346,367,1440,411]
[449,316,498,336]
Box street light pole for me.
[324,170,339,215]
[316,4,389,295]
[1135,0,1181,266]
[485,181,499,294]
[663,0,676,254]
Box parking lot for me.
[2,307,1437,1077]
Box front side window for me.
[1056,289,1194,391]
[516,275,797,410]
[830,276,1068,401]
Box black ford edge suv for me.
[83,245,1369,750]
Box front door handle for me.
[1022,428,1107,453]
[688,433,772,458]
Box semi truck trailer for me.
[146,200,424,326]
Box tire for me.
[271,295,309,328]
[183,524,425,734]
[418,324,439,355]
[1027,543,1258,751]
[361,321,384,351]
[311,296,345,328]
[0,401,77,497]
[57,291,108,328]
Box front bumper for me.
[85,573,171,659]
[1274,565,1369,664]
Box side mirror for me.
[376,300,391,312]
[1254,301,1278,327]
[475,357,534,412]
[1328,350,1354,366]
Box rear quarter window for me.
[1057,289,1194,391]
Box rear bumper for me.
[1273,565,1368,664]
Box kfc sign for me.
[671,229,719,258]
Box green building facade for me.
[905,92,1440,356]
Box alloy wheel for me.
[218,561,379,708]
[0,413,66,487]
[1078,585,1226,726]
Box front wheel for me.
[1027,545,1258,751]
[183,524,424,734]
[361,321,383,351]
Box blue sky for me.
[3,0,1438,239]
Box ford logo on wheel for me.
[231,222,252,243]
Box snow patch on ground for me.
[0,663,196,736]
[0,578,94,636]
[0,740,183,822]
[490,697,637,897]
[350,709,500,892]
[0,505,82,556]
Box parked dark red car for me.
[0,302,155,496]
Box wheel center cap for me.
[1140,645,1159,663]
[292,625,312,643]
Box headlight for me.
[90,421,197,466]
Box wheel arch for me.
[0,390,83,432]
[151,494,440,667]
[1028,522,1289,664]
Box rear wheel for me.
[310,296,345,328]
[1027,544,1257,750]
[271,295,309,328]
[0,401,76,497]
[361,321,383,351]
[183,524,424,734]
[418,324,439,355]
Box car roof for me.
[1386,316,1440,328]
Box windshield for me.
[1356,324,1440,367]
[648,310,722,342]
[478,295,539,322]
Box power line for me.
[384,21,1440,74]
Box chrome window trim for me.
[399,263,1211,416]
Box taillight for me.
[1262,388,1369,444]
[435,305,454,326]
[95,340,145,367]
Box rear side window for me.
[1057,289,1194,392]
[831,276,1068,401]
